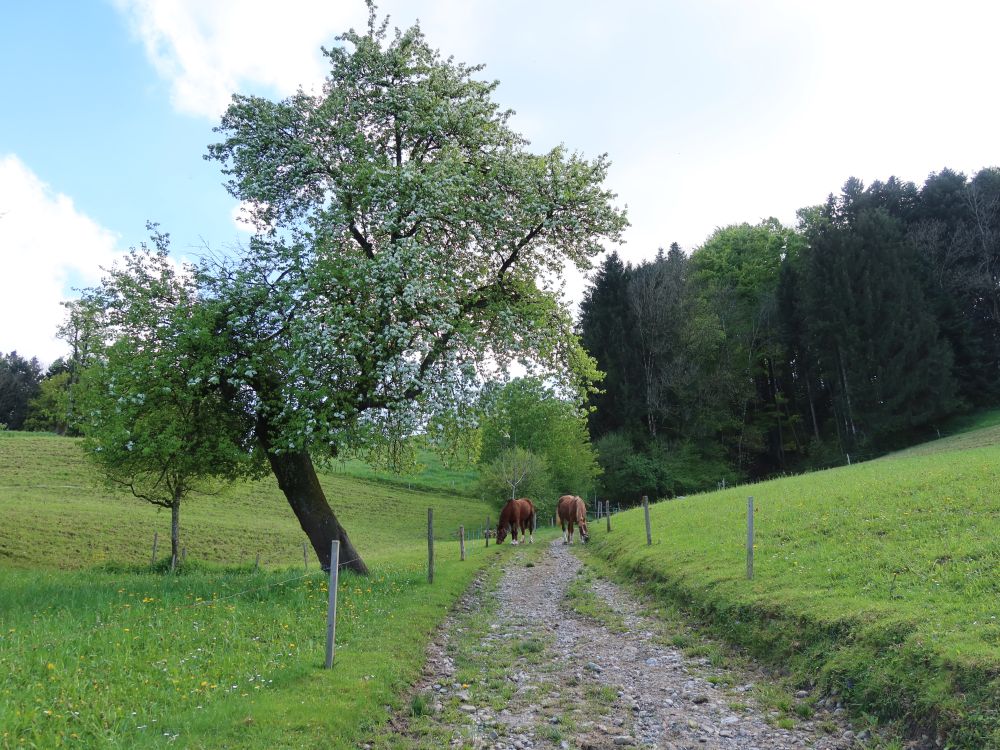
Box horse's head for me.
[575,497,590,542]
[495,522,508,544]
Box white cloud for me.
[113,0,1000,272]
[114,0,367,119]
[0,155,121,365]
[230,201,257,234]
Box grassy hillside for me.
[887,407,1000,459]
[584,419,1000,748]
[0,432,510,749]
[0,432,491,570]
[328,449,480,497]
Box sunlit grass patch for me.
[0,433,493,571]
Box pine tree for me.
[579,252,641,438]
[800,186,959,451]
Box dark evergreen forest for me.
[580,168,1000,500]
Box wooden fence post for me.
[747,496,754,580]
[427,508,434,583]
[303,541,308,569]
[459,525,466,561]
[606,500,611,532]
[254,552,261,572]
[485,516,490,547]
[151,531,158,565]
[324,540,340,669]
[643,496,652,546]
[181,546,186,565]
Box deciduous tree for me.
[477,377,600,516]
[75,234,261,565]
[200,8,626,572]
[477,447,551,512]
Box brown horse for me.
[556,495,589,544]
[496,497,536,545]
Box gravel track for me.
[374,539,871,750]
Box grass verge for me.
[583,441,1000,748]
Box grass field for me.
[583,416,1000,747]
[0,432,513,749]
[0,432,492,570]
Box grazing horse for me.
[556,495,589,544]
[496,497,536,545]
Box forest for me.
[581,167,1000,500]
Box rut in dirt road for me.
[373,539,869,750]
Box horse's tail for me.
[555,505,562,525]
[531,506,537,532]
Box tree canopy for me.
[191,10,627,572]
[476,377,601,517]
[73,232,261,564]
[0,352,43,430]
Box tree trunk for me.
[767,358,786,469]
[248,387,370,575]
[266,449,369,575]
[805,371,821,440]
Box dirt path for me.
[372,539,871,750]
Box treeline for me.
[0,352,78,434]
[581,168,1000,500]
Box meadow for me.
[0,432,506,749]
[0,432,490,570]
[5,415,1000,748]
[583,420,1000,747]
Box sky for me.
[2,0,998,365]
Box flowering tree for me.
[75,232,261,566]
[196,8,627,573]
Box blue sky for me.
[2,0,998,364]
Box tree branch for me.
[498,211,552,280]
